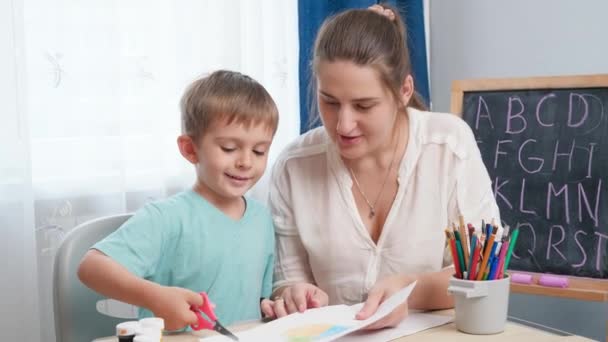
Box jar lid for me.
[139,327,162,338]
[116,321,140,336]
[139,317,165,330]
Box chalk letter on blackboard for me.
[547,182,570,224]
[506,96,527,134]
[518,139,544,174]
[475,96,494,130]
[494,177,513,209]
[519,178,536,215]
[552,140,575,172]
[494,140,511,169]
[584,143,597,179]
[577,179,602,227]
[568,93,589,128]
[546,225,567,261]
[536,93,556,127]
[593,231,608,271]
[513,222,536,259]
[572,230,588,268]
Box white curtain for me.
[0,0,300,340]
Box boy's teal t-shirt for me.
[93,190,275,325]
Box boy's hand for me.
[266,283,328,318]
[260,298,276,319]
[148,286,203,331]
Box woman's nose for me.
[336,107,356,134]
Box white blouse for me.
[269,108,500,305]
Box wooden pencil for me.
[476,225,498,280]
[458,215,470,271]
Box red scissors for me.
[190,292,239,341]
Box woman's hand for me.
[261,283,329,318]
[356,274,415,330]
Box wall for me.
[429,1,608,340]
[429,0,608,113]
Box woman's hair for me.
[180,70,279,141]
[308,3,427,129]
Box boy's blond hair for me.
[180,70,279,141]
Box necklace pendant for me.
[369,209,375,218]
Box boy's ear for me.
[177,135,199,164]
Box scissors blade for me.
[213,321,239,341]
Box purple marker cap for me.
[538,274,569,288]
[510,273,533,284]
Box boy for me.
[78,70,278,331]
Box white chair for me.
[53,214,135,342]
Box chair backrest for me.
[53,213,133,342]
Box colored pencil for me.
[483,242,497,280]
[483,255,493,280]
[468,239,481,280]
[467,234,478,275]
[455,238,466,274]
[459,215,470,270]
[467,223,475,246]
[477,226,498,280]
[488,257,500,280]
[446,230,462,278]
[495,240,510,279]
[495,226,510,279]
[503,227,520,274]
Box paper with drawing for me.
[200,281,419,341]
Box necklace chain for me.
[349,129,400,219]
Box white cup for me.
[447,275,510,334]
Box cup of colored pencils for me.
[446,216,520,335]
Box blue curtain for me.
[298,0,430,133]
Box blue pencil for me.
[486,224,492,242]
[482,242,498,280]
[488,257,500,280]
[482,224,492,254]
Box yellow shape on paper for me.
[285,324,334,337]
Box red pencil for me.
[446,230,462,278]
[468,239,481,280]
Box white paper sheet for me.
[338,312,453,341]
[200,281,417,342]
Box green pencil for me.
[503,227,520,273]
[455,239,466,272]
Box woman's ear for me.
[399,75,414,107]
[177,134,199,164]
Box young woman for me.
[262,4,500,329]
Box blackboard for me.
[451,75,608,280]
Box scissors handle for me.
[190,292,239,340]
[190,292,216,331]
